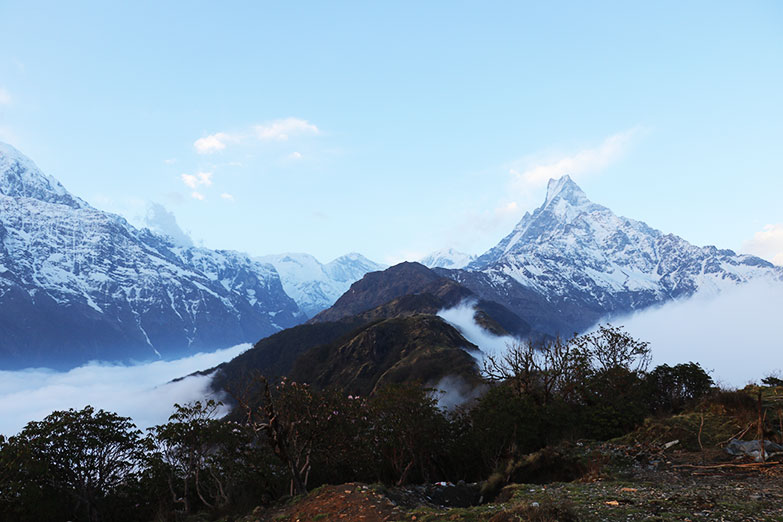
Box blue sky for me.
[1,1,781,264]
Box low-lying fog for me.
[3,280,780,436]
[439,279,783,390]
[0,344,249,437]
[616,279,783,388]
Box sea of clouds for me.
[613,279,783,388]
[438,279,783,390]
[0,344,250,437]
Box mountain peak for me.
[421,248,476,269]
[0,142,86,209]
[544,175,589,207]
[468,175,606,269]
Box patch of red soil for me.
[263,483,405,522]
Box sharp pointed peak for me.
[544,175,588,207]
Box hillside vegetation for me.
[5,326,783,521]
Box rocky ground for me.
[243,445,783,522]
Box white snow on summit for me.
[0,142,302,367]
[420,248,476,269]
[257,252,386,318]
[0,142,87,209]
[469,174,783,309]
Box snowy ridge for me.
[257,252,385,318]
[0,143,303,368]
[0,142,87,209]
[420,248,476,269]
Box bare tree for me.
[483,336,590,406]
[483,325,650,404]
[572,324,651,374]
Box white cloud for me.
[0,344,250,437]
[609,280,783,388]
[163,158,177,165]
[742,224,783,266]
[144,202,193,247]
[255,118,319,141]
[438,301,520,364]
[194,132,236,154]
[193,119,319,155]
[181,171,213,189]
[288,151,303,160]
[509,127,641,190]
[191,191,205,201]
[0,88,11,105]
[494,201,519,219]
[220,193,234,201]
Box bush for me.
[368,383,451,485]
[646,362,714,414]
[0,407,148,522]
[148,400,284,517]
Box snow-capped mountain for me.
[0,143,88,209]
[257,252,386,318]
[420,248,476,269]
[0,143,303,369]
[441,175,782,335]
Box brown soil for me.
[244,448,783,521]
[257,483,405,522]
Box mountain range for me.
[1,141,780,370]
[0,143,381,369]
[204,176,781,400]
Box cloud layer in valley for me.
[439,281,783,390]
[0,344,250,437]
[438,301,519,365]
[606,279,783,387]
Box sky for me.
[0,1,781,265]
